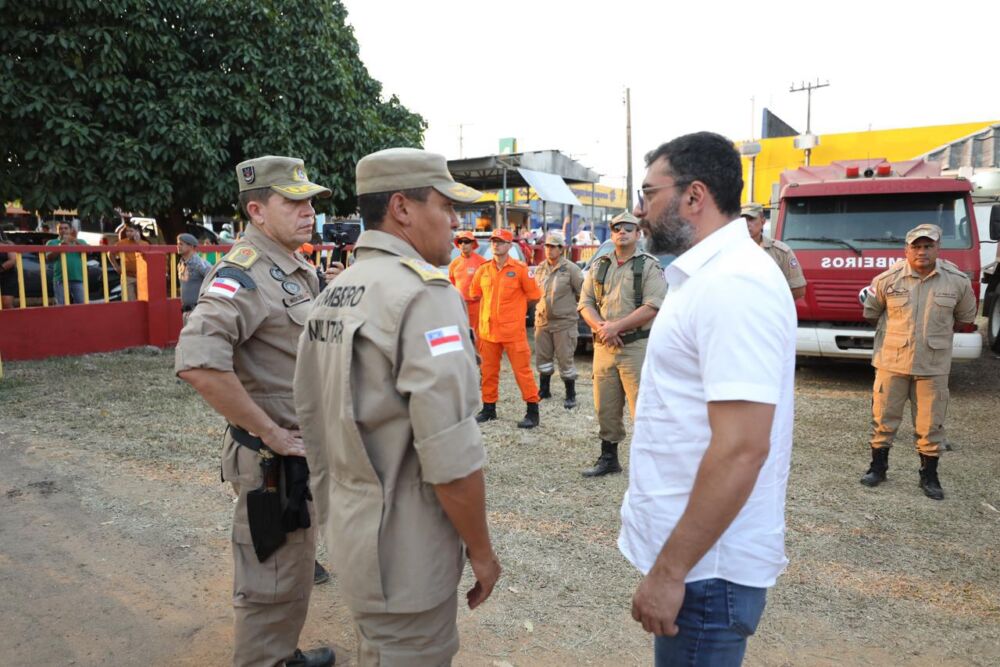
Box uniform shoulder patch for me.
[222,245,260,269]
[400,257,449,283]
[215,266,257,289]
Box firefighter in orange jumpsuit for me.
[448,230,487,345]
[470,228,542,429]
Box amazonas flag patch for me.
[425,325,463,357]
[207,277,241,298]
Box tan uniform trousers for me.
[534,324,578,380]
[593,339,646,444]
[870,369,949,457]
[352,591,459,667]
[225,438,317,667]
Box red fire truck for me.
[773,158,983,360]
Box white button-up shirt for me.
[618,219,797,588]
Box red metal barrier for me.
[0,242,345,361]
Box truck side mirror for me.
[990,204,1000,241]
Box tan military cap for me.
[611,212,640,228]
[740,202,764,218]
[905,223,942,245]
[544,232,566,246]
[356,148,482,202]
[236,156,331,200]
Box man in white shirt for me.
[619,132,797,666]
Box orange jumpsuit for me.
[470,257,542,404]
[448,252,487,344]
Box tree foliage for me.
[0,0,426,235]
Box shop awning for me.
[517,168,583,207]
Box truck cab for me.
[773,158,982,360]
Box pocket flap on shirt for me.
[933,294,957,308]
[926,334,952,350]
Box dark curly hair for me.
[644,132,743,218]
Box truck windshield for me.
[782,192,972,250]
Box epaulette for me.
[937,258,964,275]
[400,257,449,283]
[214,266,257,289]
[770,239,793,253]
[592,254,612,268]
[221,245,260,269]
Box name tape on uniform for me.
[207,277,241,298]
[424,325,463,357]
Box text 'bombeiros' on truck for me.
[771,158,996,360]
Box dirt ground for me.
[1,342,998,666]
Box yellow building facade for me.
[740,120,1000,207]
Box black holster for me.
[229,425,312,562]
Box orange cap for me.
[489,228,514,243]
[453,230,479,249]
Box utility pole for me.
[625,87,633,212]
[789,79,829,165]
[457,122,474,158]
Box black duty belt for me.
[181,304,195,312]
[229,424,265,452]
[619,329,650,345]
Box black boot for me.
[285,646,335,667]
[538,374,552,399]
[475,403,497,423]
[919,454,944,500]
[582,440,622,477]
[517,402,540,429]
[563,379,577,409]
[313,560,330,585]
[860,447,889,487]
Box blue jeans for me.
[654,578,767,667]
[53,280,85,305]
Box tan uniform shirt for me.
[174,224,320,427]
[534,256,584,331]
[864,259,977,376]
[294,230,486,614]
[761,237,807,290]
[578,250,668,329]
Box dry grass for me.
[1,341,999,665]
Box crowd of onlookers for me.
[0,221,216,309]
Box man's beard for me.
[646,197,695,255]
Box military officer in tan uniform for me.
[294,148,501,666]
[175,156,335,667]
[741,202,807,300]
[533,231,584,408]
[859,224,977,500]
[578,212,668,477]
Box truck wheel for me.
[988,294,1000,353]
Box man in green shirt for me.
[45,221,90,304]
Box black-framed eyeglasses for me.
[544,244,562,249]
[456,239,475,245]
[636,180,690,210]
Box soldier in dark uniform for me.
[175,156,335,667]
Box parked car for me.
[575,239,675,352]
